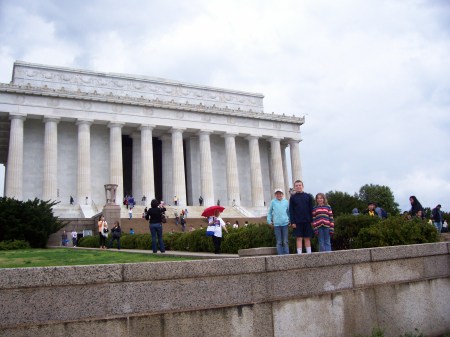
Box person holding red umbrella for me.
[204,207,228,254]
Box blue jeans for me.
[274,225,289,255]
[434,221,443,233]
[149,223,165,253]
[318,226,332,252]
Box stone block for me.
[372,278,450,337]
[266,265,353,300]
[272,289,378,337]
[0,264,123,290]
[238,247,277,257]
[265,248,371,272]
[369,242,449,261]
[122,257,265,282]
[353,255,450,287]
[0,272,268,327]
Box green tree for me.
[326,190,365,217]
[0,197,65,248]
[358,184,400,216]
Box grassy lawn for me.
[0,248,194,268]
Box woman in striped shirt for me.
[312,193,334,252]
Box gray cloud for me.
[1,0,449,211]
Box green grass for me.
[0,248,194,268]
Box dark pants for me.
[108,236,121,249]
[72,237,77,246]
[99,232,106,247]
[212,236,222,254]
[150,223,165,253]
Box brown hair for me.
[315,193,329,206]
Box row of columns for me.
[4,114,303,207]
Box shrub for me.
[77,235,100,248]
[0,197,65,248]
[0,240,31,250]
[354,216,439,248]
[333,215,379,250]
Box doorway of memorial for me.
[121,135,163,204]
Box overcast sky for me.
[1,0,449,212]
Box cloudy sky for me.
[1,0,449,212]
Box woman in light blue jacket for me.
[267,189,290,255]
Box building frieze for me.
[13,61,266,113]
[0,82,304,125]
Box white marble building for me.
[0,61,304,217]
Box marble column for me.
[289,139,303,184]
[223,133,240,206]
[161,135,172,203]
[281,143,290,195]
[5,114,26,200]
[42,117,59,201]
[247,136,264,207]
[198,130,214,206]
[108,123,124,205]
[171,128,186,206]
[140,125,155,206]
[130,132,141,202]
[270,137,285,192]
[76,119,92,205]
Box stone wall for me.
[0,243,449,337]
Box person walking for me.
[147,199,166,253]
[61,230,68,246]
[289,180,314,254]
[128,207,133,220]
[312,193,335,252]
[267,189,290,255]
[210,209,228,254]
[71,229,78,247]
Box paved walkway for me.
[51,246,238,259]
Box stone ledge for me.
[370,242,449,261]
[238,247,277,257]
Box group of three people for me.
[267,180,334,255]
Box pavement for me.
[50,246,238,259]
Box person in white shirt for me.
[210,209,228,254]
[71,229,77,247]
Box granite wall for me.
[0,242,449,337]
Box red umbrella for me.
[201,205,225,217]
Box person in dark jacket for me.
[289,180,314,254]
[108,221,122,250]
[147,199,166,253]
[409,196,424,219]
[431,204,443,233]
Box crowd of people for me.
[83,182,445,254]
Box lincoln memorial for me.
[0,61,304,217]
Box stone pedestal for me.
[102,204,121,227]
[103,184,120,226]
